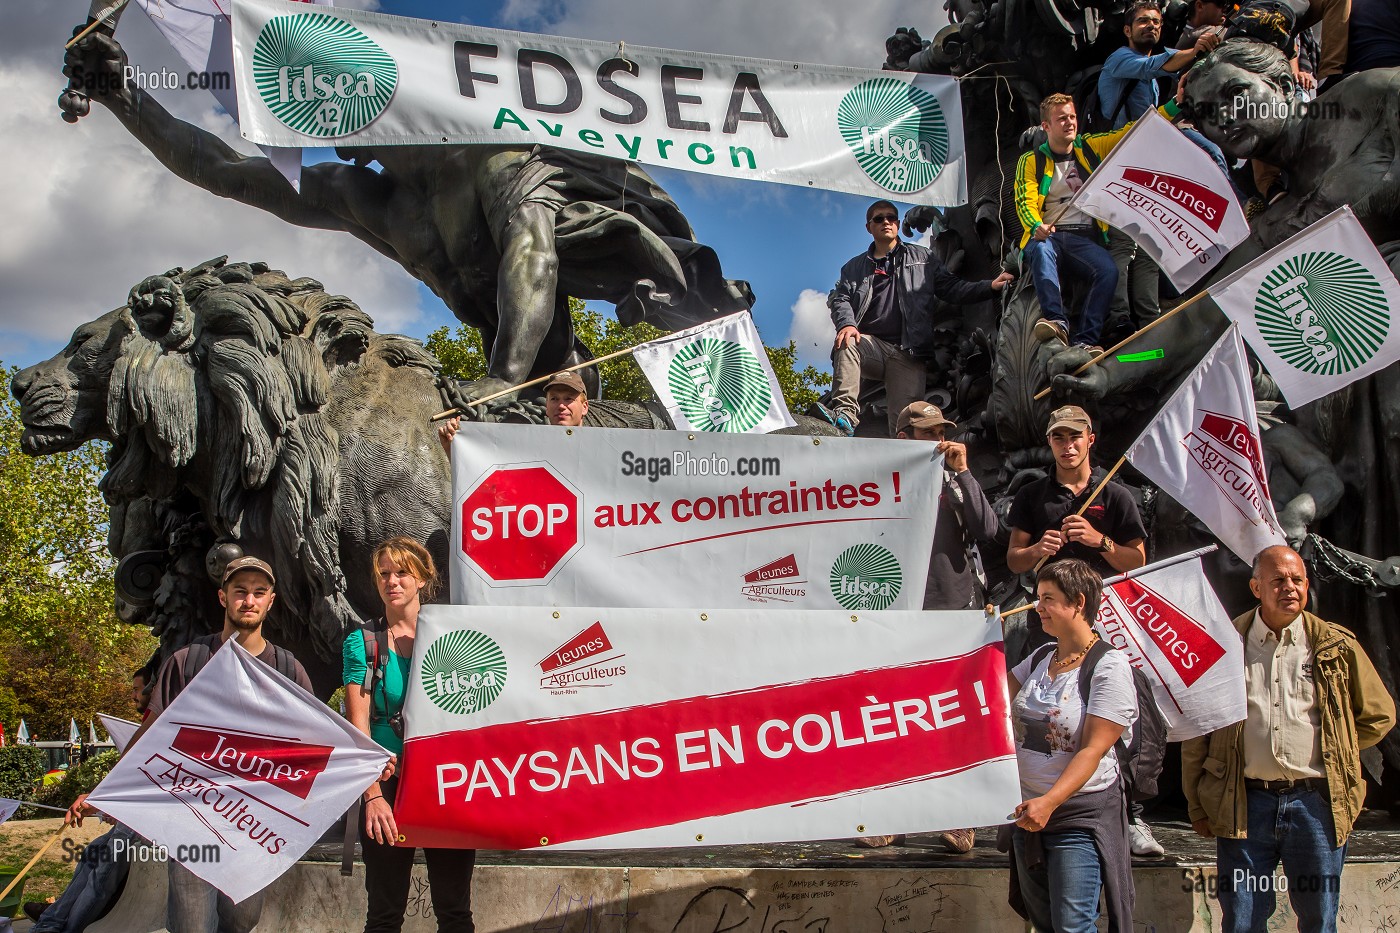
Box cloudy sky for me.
[0,0,946,373]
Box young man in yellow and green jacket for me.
[1014,93,1181,350]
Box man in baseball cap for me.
[66,550,314,933]
[854,401,999,855]
[437,368,592,454]
[1007,405,1145,581]
[543,370,590,427]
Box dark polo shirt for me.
[1008,466,1147,577]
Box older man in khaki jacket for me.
[1182,545,1395,932]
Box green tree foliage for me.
[426,301,830,412]
[0,365,155,738]
[35,749,120,812]
[0,747,46,804]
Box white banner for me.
[126,0,318,189]
[393,604,1017,849]
[99,714,141,754]
[1126,325,1286,563]
[229,0,967,203]
[1095,556,1246,741]
[86,641,389,902]
[1208,206,1400,407]
[633,311,796,434]
[450,425,940,610]
[1073,109,1249,291]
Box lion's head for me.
[11,307,136,455]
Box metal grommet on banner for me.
[813,438,821,446]
[695,834,704,842]
[552,611,560,619]
[396,834,406,843]
[700,613,708,621]
[850,615,858,623]
[688,433,696,441]
[566,429,574,435]
[540,836,549,845]
[856,824,865,833]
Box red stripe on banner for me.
[394,643,1011,849]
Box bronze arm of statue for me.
[60,29,751,404]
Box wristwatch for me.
[1098,535,1115,554]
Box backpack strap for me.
[1076,638,1113,701]
[1106,77,1140,131]
[179,634,224,684]
[269,644,299,683]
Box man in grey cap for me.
[438,369,591,453]
[67,555,315,933]
[857,401,1001,854]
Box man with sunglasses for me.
[823,201,1014,437]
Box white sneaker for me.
[1129,819,1165,857]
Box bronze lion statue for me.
[11,258,450,694]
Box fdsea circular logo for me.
[252,12,398,138]
[829,544,903,611]
[837,78,949,195]
[421,630,507,715]
[666,337,773,432]
[1253,251,1390,376]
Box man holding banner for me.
[67,557,321,933]
[1182,545,1395,933]
[826,201,1013,436]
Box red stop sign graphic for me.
[459,464,583,584]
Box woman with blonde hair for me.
[344,536,475,932]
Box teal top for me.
[342,630,411,755]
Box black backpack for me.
[1030,639,1168,800]
[180,633,300,683]
[1074,65,1142,135]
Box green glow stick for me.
[1116,349,1164,362]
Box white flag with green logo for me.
[1208,206,1400,407]
[633,311,797,434]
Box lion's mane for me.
[100,258,437,662]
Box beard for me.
[225,609,268,633]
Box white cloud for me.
[0,6,428,368]
[787,288,835,371]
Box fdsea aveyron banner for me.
[230,0,967,202]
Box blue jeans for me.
[1217,787,1346,933]
[1022,232,1118,346]
[167,859,266,933]
[33,824,135,933]
[1013,828,1104,932]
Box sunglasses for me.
[868,213,899,224]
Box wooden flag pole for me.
[429,343,645,422]
[1030,455,1128,574]
[1032,291,1211,401]
[65,0,130,49]
[0,825,67,903]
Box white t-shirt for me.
[1010,647,1138,799]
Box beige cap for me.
[221,556,276,588]
[544,370,586,394]
[1046,404,1092,434]
[896,402,957,434]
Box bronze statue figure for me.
[60,30,752,405]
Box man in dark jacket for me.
[824,201,1013,436]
